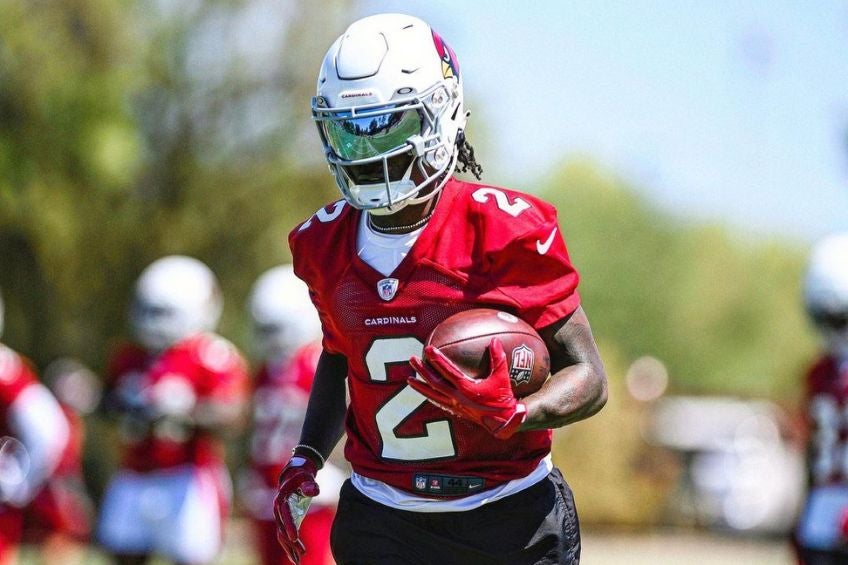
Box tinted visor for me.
[321,106,422,161]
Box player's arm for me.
[274,349,347,563]
[520,306,607,431]
[295,350,348,461]
[409,306,607,439]
[192,400,246,433]
[3,383,70,506]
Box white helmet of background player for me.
[313,13,467,214]
[805,232,848,358]
[248,265,321,365]
[130,255,223,352]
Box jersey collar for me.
[350,178,462,287]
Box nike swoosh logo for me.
[536,227,558,255]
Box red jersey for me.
[0,345,38,412]
[289,178,580,495]
[105,334,248,472]
[249,343,321,486]
[805,355,848,486]
[1,345,71,512]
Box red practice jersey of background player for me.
[249,343,321,488]
[0,345,70,558]
[805,356,848,486]
[0,345,37,412]
[247,342,336,565]
[289,178,581,495]
[23,402,92,543]
[106,334,248,472]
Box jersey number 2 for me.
[471,187,531,217]
[366,337,456,461]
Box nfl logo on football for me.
[377,278,399,301]
[510,344,534,385]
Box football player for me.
[795,233,848,564]
[21,359,100,565]
[242,265,345,565]
[274,14,608,565]
[0,289,71,565]
[96,256,249,565]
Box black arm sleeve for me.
[295,350,348,466]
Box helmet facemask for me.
[313,81,460,213]
[809,305,848,360]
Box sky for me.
[357,1,848,243]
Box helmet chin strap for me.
[368,148,459,216]
[369,198,410,216]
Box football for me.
[426,309,550,398]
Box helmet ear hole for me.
[426,146,449,169]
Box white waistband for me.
[350,455,553,513]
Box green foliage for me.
[541,161,817,401]
[0,0,823,534]
[0,0,348,369]
[0,1,817,405]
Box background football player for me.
[0,288,71,565]
[275,14,607,565]
[795,233,848,564]
[20,358,100,565]
[96,255,249,565]
[242,265,345,565]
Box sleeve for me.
[486,200,581,330]
[194,336,249,405]
[289,225,345,355]
[3,383,70,506]
[0,348,36,405]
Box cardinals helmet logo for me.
[431,29,460,80]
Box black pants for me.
[331,468,580,565]
[798,548,848,565]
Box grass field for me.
[17,523,794,564]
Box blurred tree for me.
[541,160,816,401]
[0,0,817,405]
[0,0,351,369]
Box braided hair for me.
[455,131,483,180]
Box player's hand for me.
[273,456,320,564]
[408,338,527,439]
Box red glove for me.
[408,338,527,439]
[273,456,320,564]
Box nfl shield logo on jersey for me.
[415,476,427,491]
[377,278,399,301]
[510,344,534,385]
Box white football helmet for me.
[248,265,321,365]
[313,13,467,214]
[130,256,223,352]
[804,232,848,358]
